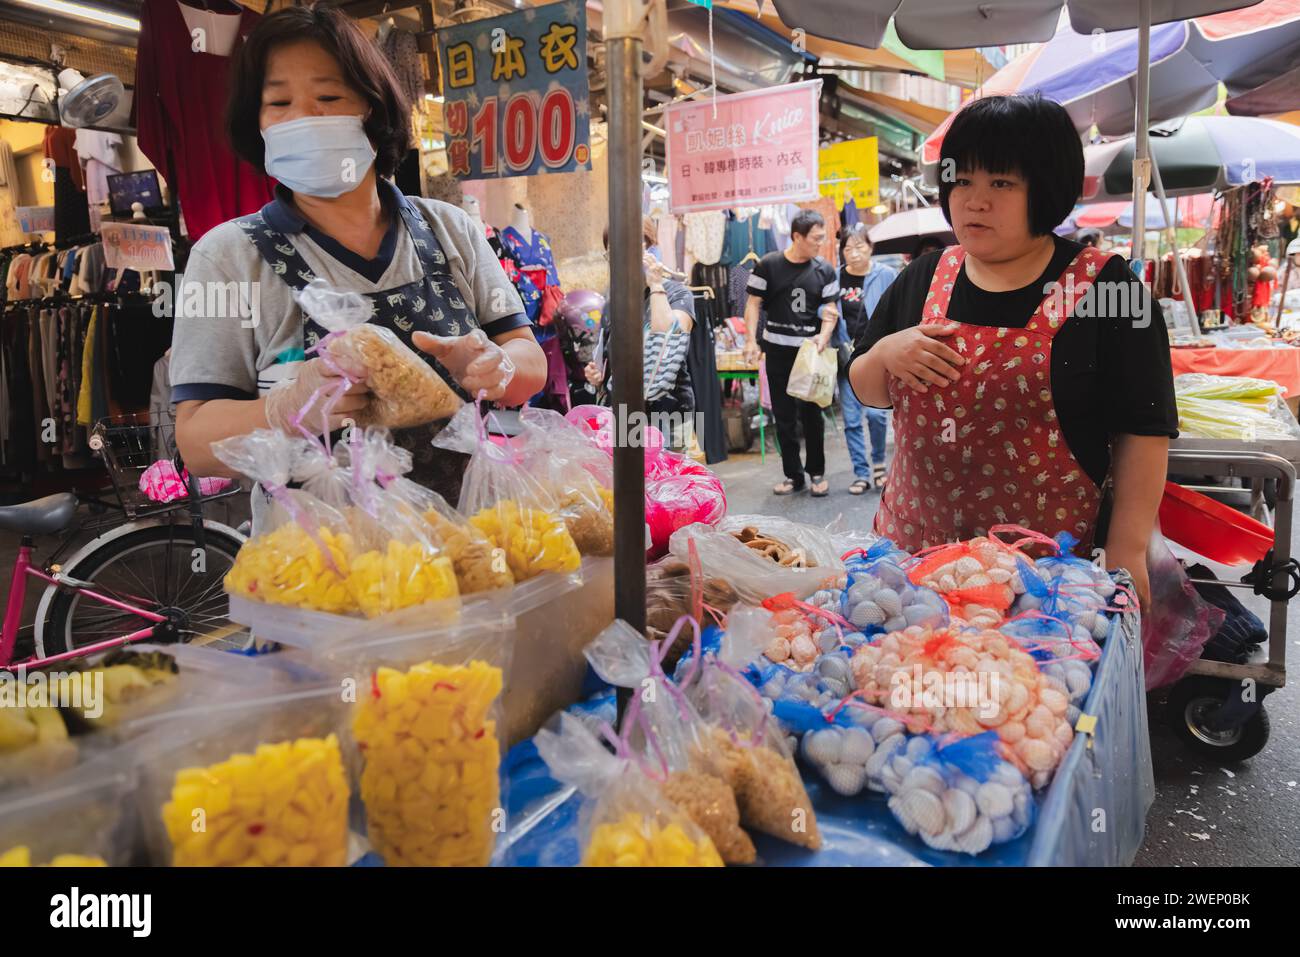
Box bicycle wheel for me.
[38,521,243,658]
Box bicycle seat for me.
[0,493,79,535]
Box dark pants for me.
[763,342,825,483]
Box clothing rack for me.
[12,291,158,309]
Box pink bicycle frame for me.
[2,542,167,671]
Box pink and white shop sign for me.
[665,80,822,214]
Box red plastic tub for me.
[1157,481,1274,566]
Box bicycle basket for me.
[89,411,181,514]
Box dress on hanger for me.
[133,0,275,240]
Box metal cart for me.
[1164,435,1298,761]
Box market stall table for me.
[495,594,1154,867]
[1170,345,1300,414]
[717,366,767,463]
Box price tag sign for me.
[16,206,54,234]
[438,0,591,179]
[100,222,175,272]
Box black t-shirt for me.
[747,250,838,346]
[850,236,1178,487]
[838,268,868,342]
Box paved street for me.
[713,426,1300,867]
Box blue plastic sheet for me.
[496,603,1153,867]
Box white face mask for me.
[261,114,377,198]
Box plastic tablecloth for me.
[1170,346,1300,399]
[494,608,1154,867]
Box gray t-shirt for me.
[169,184,527,402]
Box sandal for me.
[810,475,830,497]
[848,478,871,495]
[872,463,888,489]
[773,478,805,495]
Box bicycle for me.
[1,412,246,668]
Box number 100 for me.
[470,89,577,173]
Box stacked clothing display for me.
[132,0,276,240]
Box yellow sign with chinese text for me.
[819,137,879,209]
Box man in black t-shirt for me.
[743,210,840,496]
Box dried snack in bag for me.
[516,407,615,556]
[584,619,755,863]
[433,403,581,582]
[355,427,514,595]
[535,712,723,867]
[329,428,460,617]
[295,277,461,428]
[677,622,821,850]
[214,430,357,613]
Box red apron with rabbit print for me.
[874,245,1112,552]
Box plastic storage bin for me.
[0,760,136,866]
[315,618,511,867]
[135,685,352,867]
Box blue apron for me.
[235,194,477,502]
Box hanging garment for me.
[875,245,1110,552]
[684,211,727,266]
[44,127,91,244]
[235,194,489,504]
[74,129,125,209]
[691,262,730,315]
[501,225,560,326]
[685,294,727,465]
[27,305,48,463]
[133,0,276,240]
[77,305,99,426]
[728,262,755,318]
[381,28,425,110]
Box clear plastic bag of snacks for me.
[328,428,461,617]
[367,436,514,595]
[319,617,510,867]
[668,521,839,604]
[516,407,615,556]
[433,403,582,582]
[295,277,462,428]
[214,429,359,614]
[534,711,723,867]
[676,621,821,850]
[584,618,754,863]
[136,685,351,866]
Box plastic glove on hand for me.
[264,356,370,437]
[413,329,516,401]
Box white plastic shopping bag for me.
[786,339,837,408]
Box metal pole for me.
[1131,0,1152,266]
[606,9,647,646]
[1150,156,1202,339]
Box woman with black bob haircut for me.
[849,94,1177,608]
[170,3,545,506]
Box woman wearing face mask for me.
[170,5,545,504]
[849,95,1177,608]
